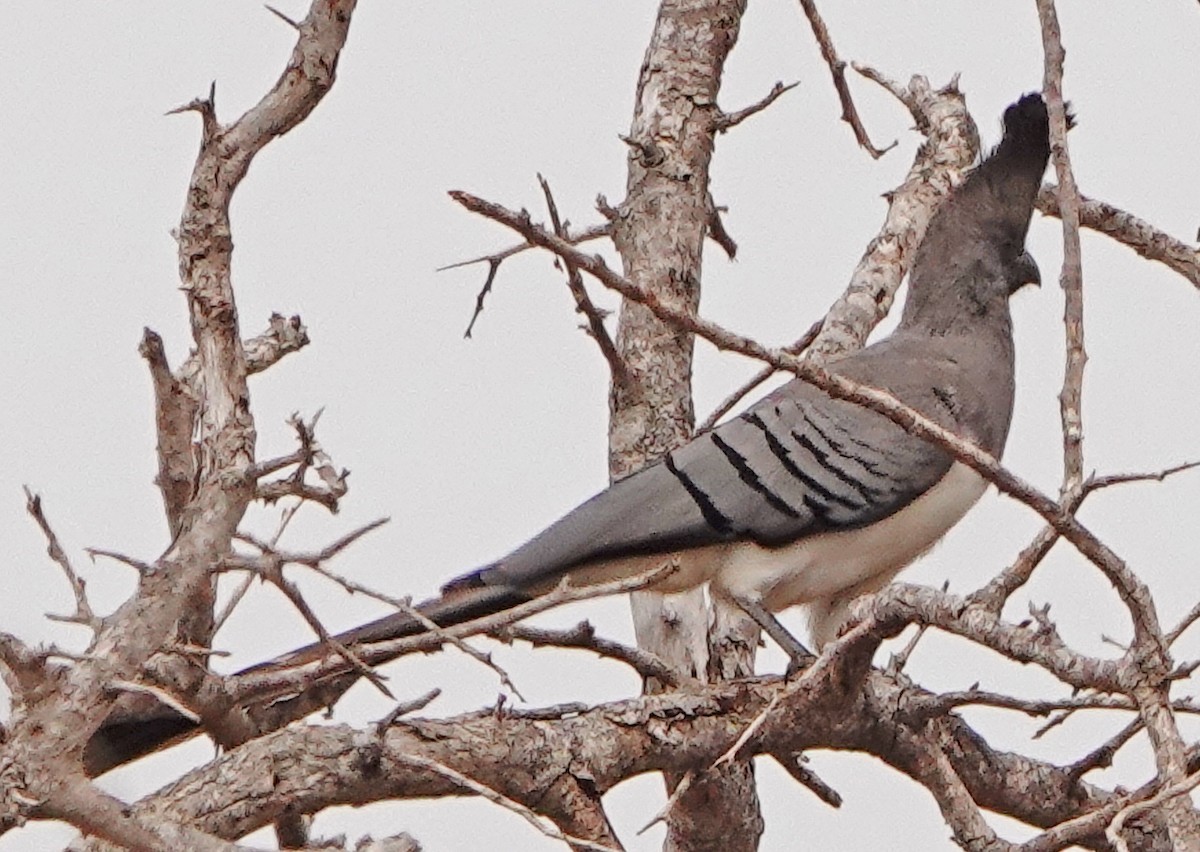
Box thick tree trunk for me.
[608,1,763,849]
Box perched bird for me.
[86,93,1052,776]
[284,92,1052,664]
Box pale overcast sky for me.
[2,3,1198,850]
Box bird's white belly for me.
[710,462,987,611]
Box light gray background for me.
[2,2,1198,849]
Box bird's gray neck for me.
[900,274,1015,343]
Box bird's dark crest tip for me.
[1002,92,1076,138]
[1002,93,1049,139]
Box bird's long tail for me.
[83,577,527,776]
[264,576,532,669]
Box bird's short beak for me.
[1011,250,1041,291]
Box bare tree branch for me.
[97,663,1183,851]
[1039,4,1197,846]
[2,6,361,846]
[715,80,800,132]
[537,173,629,388]
[1038,7,1087,494]
[696,319,821,433]
[396,754,621,852]
[23,488,100,631]
[794,0,895,158]
[497,621,682,688]
[1038,186,1200,289]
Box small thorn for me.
[265,4,300,29]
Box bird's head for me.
[902,93,1059,331]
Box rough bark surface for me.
[607,2,764,849]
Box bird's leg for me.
[729,594,815,677]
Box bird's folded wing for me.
[474,372,954,590]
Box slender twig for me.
[439,223,610,273]
[1066,718,1145,782]
[24,488,100,629]
[1087,459,1200,493]
[395,754,620,852]
[914,688,1196,721]
[696,320,822,433]
[462,258,502,338]
[267,569,394,698]
[972,460,1198,613]
[498,621,682,687]
[213,574,256,635]
[1167,601,1200,647]
[713,692,783,766]
[706,192,738,259]
[769,753,842,807]
[264,4,300,29]
[228,517,389,572]
[387,597,525,702]
[376,688,442,731]
[85,548,153,575]
[970,482,1085,613]
[716,81,800,132]
[638,770,695,835]
[444,223,613,338]
[537,173,628,387]
[795,1,895,158]
[886,622,931,674]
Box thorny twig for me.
[85,548,153,575]
[1040,8,1192,843]
[444,222,612,338]
[253,411,349,511]
[769,754,842,808]
[384,596,526,702]
[972,460,1199,613]
[1065,717,1145,782]
[537,173,629,387]
[262,561,394,698]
